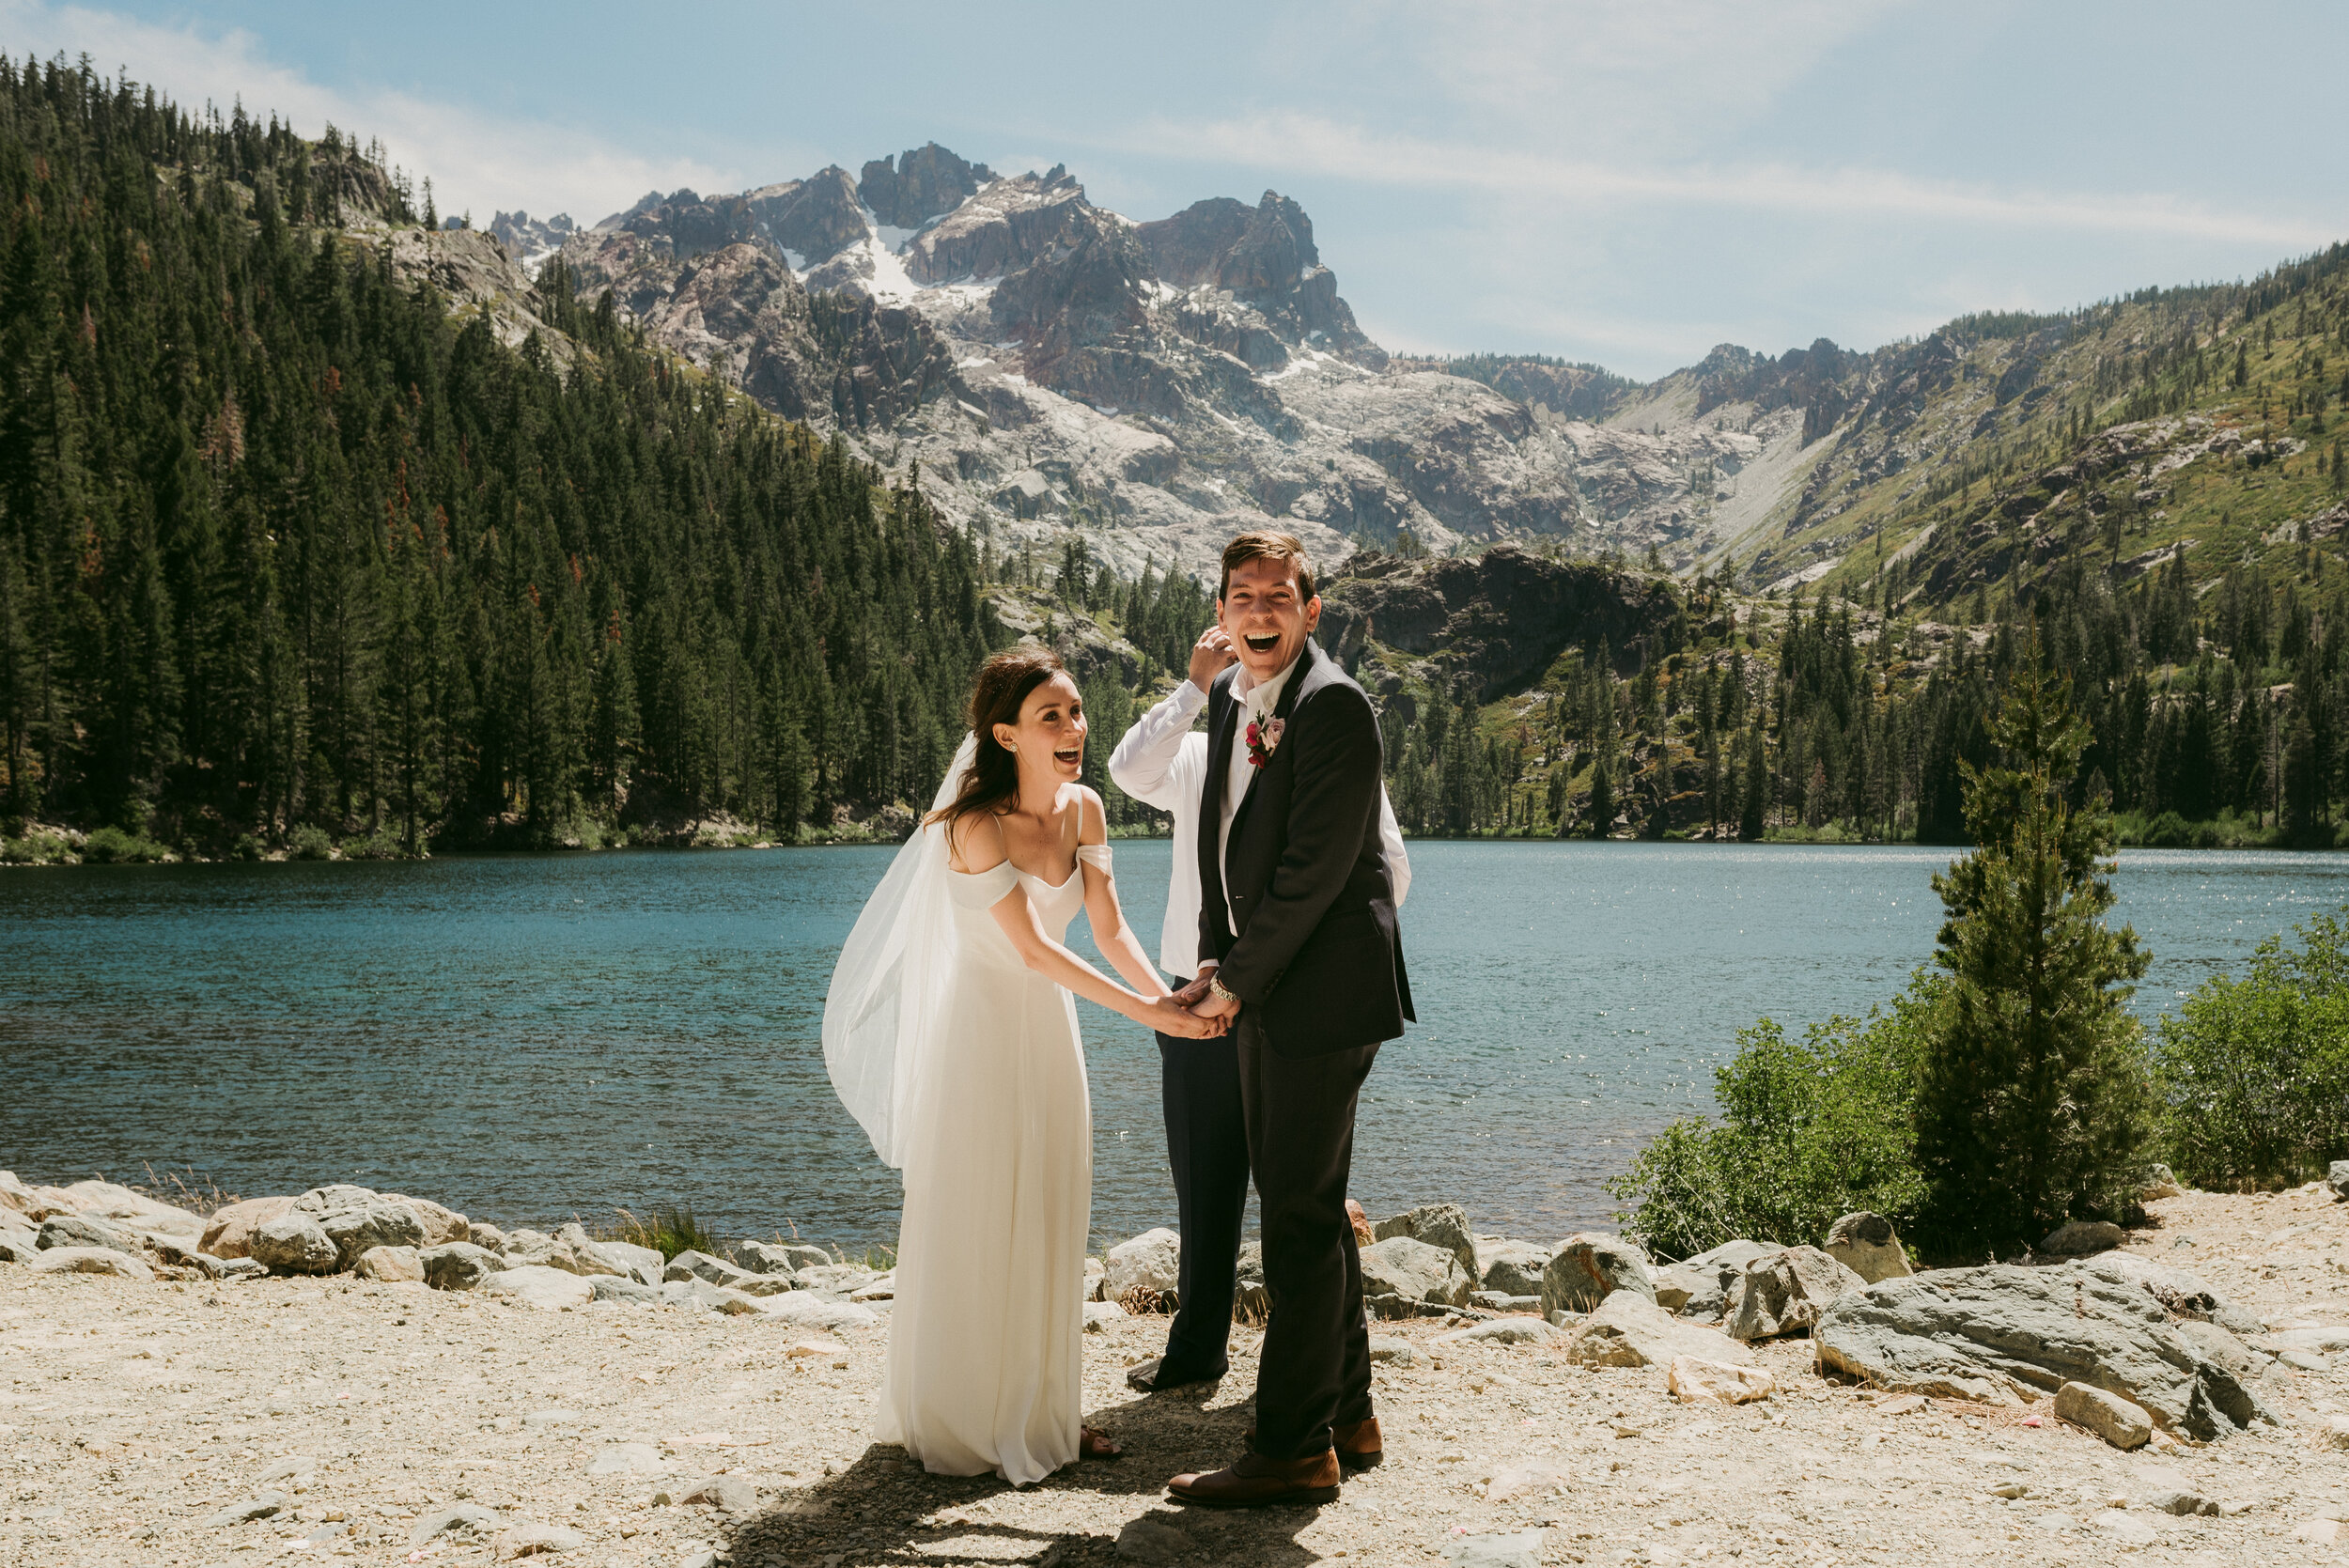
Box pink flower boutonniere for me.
[1245,716,1285,768]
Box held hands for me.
[1147,992,1228,1038]
[1179,966,1239,1022]
[1187,625,1238,693]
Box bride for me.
[824,647,1225,1485]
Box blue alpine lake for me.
[4,842,2342,1248]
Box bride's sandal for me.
[1081,1425,1123,1461]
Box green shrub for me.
[337,828,405,861]
[2141,810,2193,847]
[81,826,171,863]
[2155,910,2349,1189]
[612,1204,720,1263]
[288,825,334,860]
[231,834,265,862]
[1608,973,1940,1261]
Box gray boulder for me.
[1435,1317,1563,1349]
[1374,1203,1478,1279]
[500,1226,618,1275]
[2053,1380,2152,1449]
[37,1214,136,1254]
[353,1245,423,1283]
[598,1238,666,1286]
[290,1184,378,1216]
[2139,1164,2185,1201]
[1812,1259,2281,1441]
[2327,1159,2349,1200]
[1105,1228,1182,1300]
[1728,1246,1866,1341]
[1540,1233,1657,1318]
[319,1201,427,1270]
[729,1239,830,1275]
[31,1245,154,1281]
[375,1194,469,1245]
[467,1221,510,1253]
[658,1278,768,1316]
[548,1222,632,1278]
[1653,1239,1771,1318]
[1822,1213,1912,1283]
[483,1264,594,1311]
[2089,1252,2265,1338]
[2039,1219,2126,1256]
[589,1275,661,1304]
[0,1224,39,1263]
[1561,1291,1753,1370]
[757,1290,879,1331]
[1361,1235,1472,1309]
[420,1241,506,1292]
[1473,1238,1551,1298]
[795,1262,881,1296]
[1235,1239,1268,1320]
[665,1250,759,1289]
[250,1212,340,1275]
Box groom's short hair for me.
[1219,531,1315,602]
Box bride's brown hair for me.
[926,647,1071,830]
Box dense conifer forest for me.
[0,58,1016,857]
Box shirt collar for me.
[1233,650,1302,717]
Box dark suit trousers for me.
[1155,1031,1251,1379]
[1237,1027,1379,1460]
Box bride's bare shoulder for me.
[945,808,1010,875]
[1073,785,1108,846]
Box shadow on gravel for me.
[728,1378,1328,1566]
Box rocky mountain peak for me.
[859,143,991,230]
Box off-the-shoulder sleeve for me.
[946,862,1020,908]
[1076,843,1112,872]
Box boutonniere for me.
[1245,715,1285,768]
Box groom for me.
[1167,531,1413,1508]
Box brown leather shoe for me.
[1241,1417,1382,1473]
[1167,1449,1341,1508]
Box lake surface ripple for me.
[6,842,2341,1246]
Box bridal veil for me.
[823,733,979,1169]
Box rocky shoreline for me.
[5,1169,2348,1566]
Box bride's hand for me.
[1145,994,1224,1038]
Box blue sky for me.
[6,0,2343,380]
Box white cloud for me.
[0,0,732,225]
[1143,111,2329,249]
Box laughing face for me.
[992,670,1088,784]
[1218,553,1320,683]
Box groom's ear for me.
[1302,595,1322,633]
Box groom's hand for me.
[1190,986,1239,1022]
[1169,969,1216,1009]
[1187,625,1237,693]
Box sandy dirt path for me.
[2,1185,2344,1567]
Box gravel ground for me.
[3,1184,2344,1568]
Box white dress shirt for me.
[1108,670,1410,977]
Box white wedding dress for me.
[870,844,1106,1484]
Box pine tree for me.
[1915,665,2155,1255]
